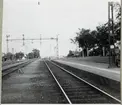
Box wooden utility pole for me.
[108,2,111,67]
[108,2,115,68]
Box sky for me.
[2,0,120,57]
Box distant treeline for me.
[2,49,40,61]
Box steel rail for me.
[50,60,121,103]
[2,61,28,71]
[43,60,72,104]
[2,60,34,77]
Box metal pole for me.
[40,34,41,45]
[6,34,58,58]
[12,48,14,54]
[108,2,111,68]
[22,34,25,46]
[40,34,41,57]
[56,35,59,58]
[6,35,10,53]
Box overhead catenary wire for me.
[6,34,59,58]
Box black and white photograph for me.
[1,0,121,104]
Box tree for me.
[32,49,40,58]
[114,3,121,40]
[114,2,121,22]
[26,49,40,59]
[27,52,34,59]
[4,52,14,60]
[96,24,109,46]
[67,50,74,57]
[74,28,97,56]
[15,52,24,60]
[71,2,121,57]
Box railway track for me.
[2,59,35,77]
[53,60,120,100]
[44,60,121,104]
[2,60,69,103]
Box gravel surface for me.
[2,60,22,67]
[2,59,68,103]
